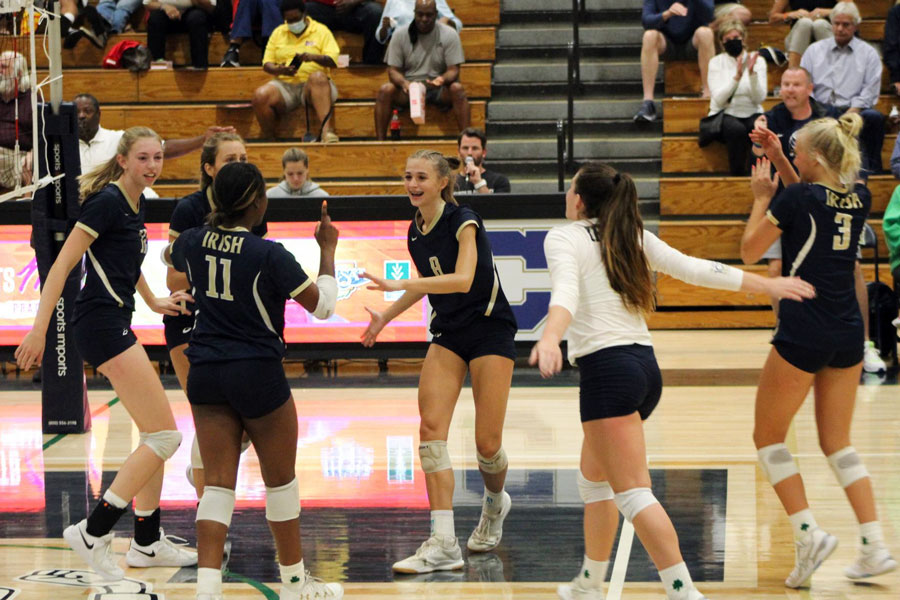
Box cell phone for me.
[289,54,303,69]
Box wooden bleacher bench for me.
[659,176,897,215]
[741,0,891,19]
[101,101,486,140]
[665,61,892,95]
[42,27,495,69]
[661,134,896,173]
[159,139,457,180]
[155,180,407,197]
[49,63,491,103]
[748,20,884,46]
[662,96,897,134]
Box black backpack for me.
[863,224,898,364]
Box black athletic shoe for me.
[63,28,85,49]
[633,100,657,122]
[220,47,239,67]
[80,5,110,48]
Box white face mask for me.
[288,19,307,35]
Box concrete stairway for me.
[487,0,662,215]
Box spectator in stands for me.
[454,127,510,194]
[376,0,461,45]
[712,0,751,30]
[252,0,340,141]
[885,1,900,97]
[636,0,716,122]
[74,93,235,196]
[891,135,900,179]
[63,3,113,49]
[220,0,284,67]
[267,147,330,197]
[768,0,834,68]
[0,51,32,190]
[374,0,468,140]
[146,0,216,70]
[706,20,766,175]
[305,0,383,65]
[883,185,900,283]
[800,1,885,174]
[98,0,144,34]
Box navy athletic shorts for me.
[577,344,662,422]
[773,340,863,374]
[163,314,194,350]
[431,316,517,363]
[186,358,291,419]
[72,305,138,368]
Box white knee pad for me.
[476,447,508,474]
[577,472,614,504]
[140,430,183,460]
[190,435,204,470]
[419,440,452,473]
[757,442,799,486]
[827,446,869,488]
[614,487,659,522]
[265,478,300,522]
[196,486,235,526]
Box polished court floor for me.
[0,331,898,599]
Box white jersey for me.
[545,220,744,363]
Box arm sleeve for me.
[267,242,312,299]
[766,184,802,231]
[642,0,665,30]
[850,44,882,109]
[451,206,480,240]
[443,27,465,66]
[544,227,581,317]
[74,191,118,239]
[708,55,739,109]
[883,186,900,263]
[168,197,198,237]
[169,229,189,273]
[320,28,341,63]
[262,29,279,65]
[643,231,743,291]
[385,33,405,69]
[884,5,900,83]
[493,173,511,193]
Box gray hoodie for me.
[266,179,329,199]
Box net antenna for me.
[0,0,64,204]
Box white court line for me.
[606,518,635,600]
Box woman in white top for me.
[706,20,767,175]
[531,162,814,600]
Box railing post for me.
[571,0,581,88]
[557,120,566,191]
[566,42,575,172]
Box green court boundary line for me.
[42,397,120,451]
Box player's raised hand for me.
[315,200,339,251]
[750,157,780,202]
[361,307,388,347]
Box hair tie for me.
[613,173,621,185]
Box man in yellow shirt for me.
[252,0,341,141]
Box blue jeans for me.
[97,0,143,33]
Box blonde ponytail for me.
[799,114,862,188]
[79,126,162,201]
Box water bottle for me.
[390,110,401,140]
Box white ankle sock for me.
[575,555,608,590]
[430,510,454,537]
[788,508,818,540]
[659,562,695,600]
[197,567,222,595]
[483,487,504,513]
[279,559,305,593]
[860,521,884,548]
[64,12,75,23]
[102,489,129,509]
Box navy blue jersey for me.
[73,183,148,320]
[169,188,268,238]
[768,182,871,349]
[165,188,266,326]
[170,225,310,363]
[407,203,517,333]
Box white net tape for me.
[0,0,25,16]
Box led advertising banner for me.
[0,219,562,346]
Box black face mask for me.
[724,38,743,58]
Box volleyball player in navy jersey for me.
[164,132,262,495]
[742,114,898,587]
[530,161,815,600]
[165,162,342,600]
[362,150,517,573]
[15,127,197,580]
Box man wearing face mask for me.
[251,0,340,141]
[704,20,766,175]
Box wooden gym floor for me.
[0,331,897,599]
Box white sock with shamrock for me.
[279,559,306,594]
[659,562,696,600]
[574,555,608,590]
[788,508,818,541]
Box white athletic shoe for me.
[557,578,604,599]
[845,544,899,579]
[63,519,124,581]
[784,527,838,588]
[467,491,512,552]
[863,341,886,373]
[125,528,198,567]
[279,572,343,599]
[392,534,465,573]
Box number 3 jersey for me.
[767,182,871,349]
[407,202,517,333]
[170,225,311,364]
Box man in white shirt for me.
[74,93,235,196]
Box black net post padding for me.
[32,102,90,434]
